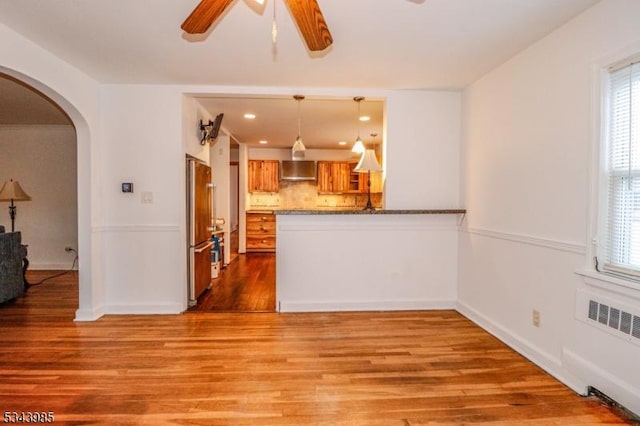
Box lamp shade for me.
[354,149,382,173]
[0,180,31,202]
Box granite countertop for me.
[274,209,466,215]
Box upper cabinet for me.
[317,161,351,194]
[318,161,382,194]
[317,160,342,194]
[248,160,279,193]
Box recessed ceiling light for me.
[259,140,268,144]
[338,141,347,146]
[359,116,370,122]
[244,113,256,119]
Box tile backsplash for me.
[249,181,382,210]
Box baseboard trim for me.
[278,299,456,313]
[456,301,586,394]
[74,306,105,322]
[103,303,184,315]
[563,348,640,416]
[29,263,76,271]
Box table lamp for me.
[0,179,32,232]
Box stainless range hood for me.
[280,160,316,181]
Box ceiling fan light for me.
[352,137,365,154]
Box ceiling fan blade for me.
[283,0,333,51]
[181,0,234,34]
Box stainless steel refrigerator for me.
[186,156,213,306]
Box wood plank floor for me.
[0,271,636,425]
[192,253,276,312]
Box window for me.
[600,57,640,276]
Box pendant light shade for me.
[352,97,366,153]
[292,95,306,159]
[352,137,365,154]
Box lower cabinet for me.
[246,212,276,252]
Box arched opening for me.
[0,67,95,320]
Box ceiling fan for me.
[181,0,333,51]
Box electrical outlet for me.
[532,309,541,327]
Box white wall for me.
[99,84,185,313]
[459,0,640,414]
[277,214,459,312]
[0,125,78,269]
[386,91,461,210]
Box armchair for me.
[0,227,27,304]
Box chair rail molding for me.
[463,226,586,255]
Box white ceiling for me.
[0,0,600,146]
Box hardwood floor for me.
[0,270,636,425]
[192,253,276,312]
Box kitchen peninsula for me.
[274,209,465,313]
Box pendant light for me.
[352,96,365,154]
[292,95,306,159]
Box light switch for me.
[141,191,153,204]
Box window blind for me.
[605,61,640,274]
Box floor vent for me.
[588,299,640,343]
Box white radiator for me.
[576,289,640,347]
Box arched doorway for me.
[0,67,96,320]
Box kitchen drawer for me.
[246,221,276,234]
[247,213,276,223]
[246,235,276,251]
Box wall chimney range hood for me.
[281,160,316,181]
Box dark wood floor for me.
[0,271,636,424]
[191,253,276,312]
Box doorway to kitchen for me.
[188,156,276,313]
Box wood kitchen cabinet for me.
[317,161,352,194]
[246,212,276,252]
[318,161,382,194]
[248,160,279,193]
